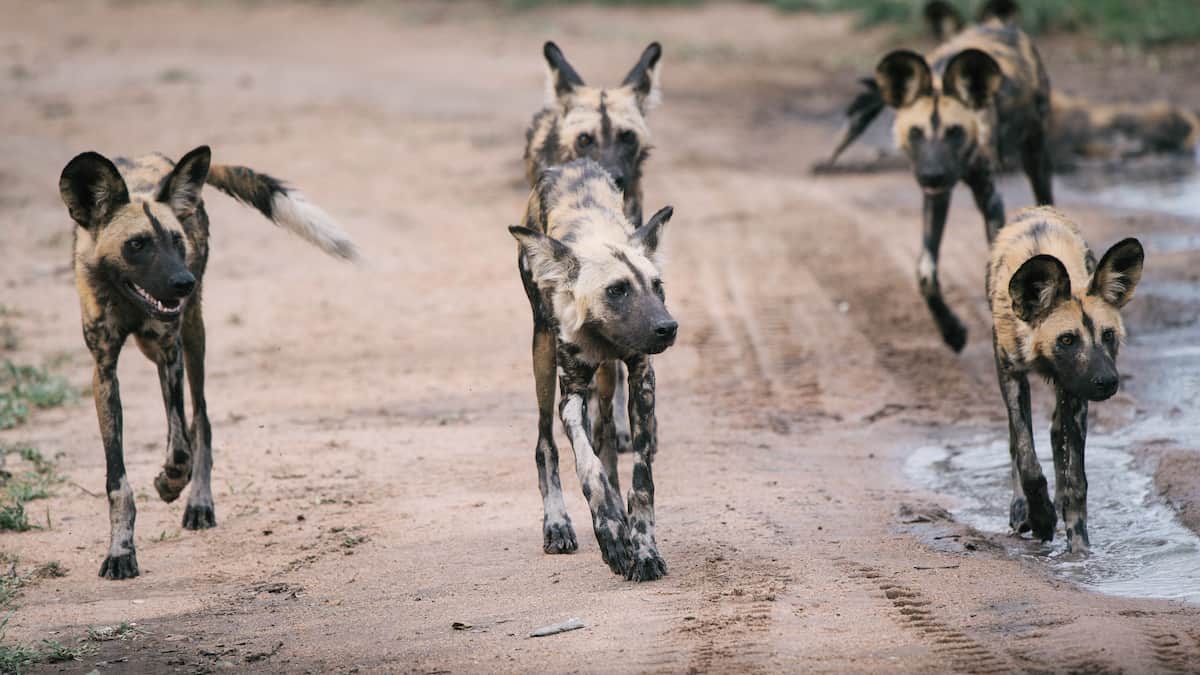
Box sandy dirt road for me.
[2,2,1199,672]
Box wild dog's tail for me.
[829,78,886,164]
[205,164,358,261]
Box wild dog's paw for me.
[99,552,139,580]
[593,517,633,576]
[154,467,191,503]
[543,518,578,554]
[182,502,217,530]
[626,550,667,582]
[1021,477,1057,542]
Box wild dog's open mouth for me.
[125,281,183,318]
[922,185,951,196]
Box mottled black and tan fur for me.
[524,40,664,456]
[61,146,356,580]
[832,0,1052,352]
[510,158,676,581]
[988,206,1143,552]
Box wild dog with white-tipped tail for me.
[511,158,676,581]
[59,145,356,579]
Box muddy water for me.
[906,412,1200,604]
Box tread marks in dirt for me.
[839,560,1014,673]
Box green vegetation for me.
[510,0,1200,46]
[0,361,76,430]
[0,446,62,533]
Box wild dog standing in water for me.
[988,206,1142,552]
[525,40,663,455]
[511,159,676,581]
[61,146,355,579]
[831,0,1052,351]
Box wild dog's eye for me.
[944,125,966,144]
[172,232,186,255]
[576,133,595,150]
[652,278,664,298]
[618,129,637,146]
[1057,333,1076,348]
[606,281,630,299]
[908,127,925,144]
[125,237,150,254]
[1102,328,1116,345]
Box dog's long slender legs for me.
[558,345,631,576]
[150,336,192,505]
[593,361,620,494]
[182,300,216,529]
[624,355,667,581]
[520,254,576,554]
[965,168,1006,243]
[87,329,138,580]
[995,347,1056,541]
[1051,385,1089,552]
[918,191,967,352]
[1023,129,1055,207]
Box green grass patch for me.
[0,361,76,430]
[766,0,1200,46]
[0,446,63,533]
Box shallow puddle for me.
[905,415,1200,604]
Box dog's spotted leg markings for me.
[1052,385,1089,551]
[988,206,1143,552]
[918,190,968,352]
[624,355,667,581]
[60,145,354,578]
[147,335,192,505]
[181,301,216,529]
[559,345,633,576]
[995,352,1055,540]
[592,361,621,494]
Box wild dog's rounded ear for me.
[875,50,933,109]
[978,0,1020,24]
[158,145,211,217]
[543,41,585,103]
[59,151,130,229]
[1009,254,1071,323]
[1089,238,1143,308]
[622,42,663,112]
[924,1,964,42]
[943,49,1002,110]
[630,205,672,257]
[510,225,577,286]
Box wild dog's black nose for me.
[1092,374,1119,395]
[170,272,196,297]
[918,170,948,187]
[654,320,677,340]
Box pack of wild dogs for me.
[56,0,1152,582]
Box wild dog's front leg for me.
[148,336,192,505]
[86,330,139,579]
[965,167,1005,243]
[593,362,620,494]
[918,191,967,352]
[995,351,1056,541]
[181,302,216,529]
[559,345,631,576]
[624,355,667,582]
[1051,386,1089,552]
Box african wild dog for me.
[525,41,663,454]
[988,206,1142,552]
[831,0,1052,352]
[511,158,676,581]
[60,146,355,579]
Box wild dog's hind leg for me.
[918,191,967,352]
[1022,127,1055,207]
[624,355,667,582]
[181,301,216,529]
[1051,385,1089,552]
[995,348,1056,541]
[143,334,192,506]
[559,344,631,576]
[86,325,138,579]
[593,361,620,494]
[521,255,576,553]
